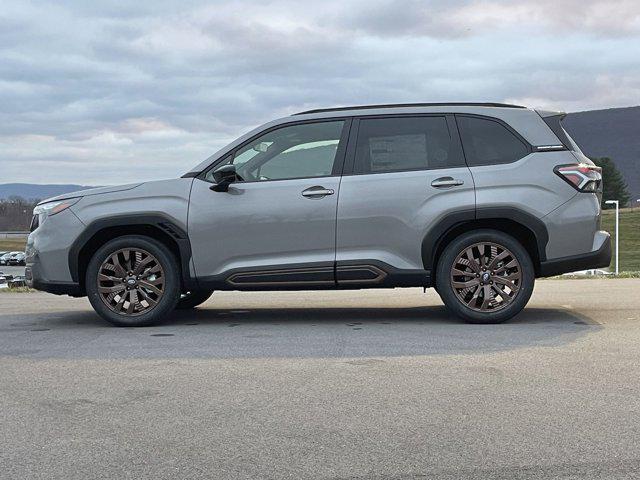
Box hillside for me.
[565,106,640,203]
[0,183,94,201]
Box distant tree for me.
[0,196,38,231]
[591,157,631,208]
[8,195,26,204]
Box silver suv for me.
[26,103,610,326]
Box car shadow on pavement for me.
[168,304,595,325]
[0,304,600,359]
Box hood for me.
[37,183,143,205]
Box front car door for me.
[336,114,475,286]
[188,119,350,288]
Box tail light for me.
[554,164,602,192]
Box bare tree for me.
[0,196,40,231]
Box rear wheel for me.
[86,235,180,327]
[435,230,534,324]
[176,290,213,310]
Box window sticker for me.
[369,134,428,171]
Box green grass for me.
[601,207,640,272]
[0,238,27,252]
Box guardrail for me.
[0,231,29,239]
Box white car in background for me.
[0,252,11,265]
[7,252,26,266]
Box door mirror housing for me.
[210,165,238,192]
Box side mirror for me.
[210,165,238,192]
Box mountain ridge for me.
[0,183,96,201]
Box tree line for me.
[0,196,40,231]
[591,157,631,208]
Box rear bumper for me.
[539,231,611,277]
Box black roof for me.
[294,102,526,116]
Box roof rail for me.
[293,102,526,116]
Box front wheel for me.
[435,230,535,324]
[176,290,213,310]
[86,235,180,327]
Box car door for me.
[336,114,475,285]
[188,119,350,287]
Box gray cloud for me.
[0,0,639,184]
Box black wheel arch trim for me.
[68,214,196,290]
[422,207,549,272]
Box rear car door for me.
[336,115,475,285]
[188,119,350,287]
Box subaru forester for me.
[26,103,611,326]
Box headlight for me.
[33,197,81,216]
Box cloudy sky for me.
[1,0,639,185]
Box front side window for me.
[456,116,529,166]
[209,121,345,182]
[353,116,462,174]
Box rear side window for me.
[353,116,464,174]
[457,116,530,166]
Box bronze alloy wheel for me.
[97,247,165,316]
[450,241,522,312]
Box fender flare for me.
[421,207,549,271]
[68,214,195,289]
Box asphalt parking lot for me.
[1,279,640,479]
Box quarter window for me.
[353,116,462,174]
[456,116,529,166]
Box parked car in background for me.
[26,103,610,326]
[0,252,13,266]
[0,270,27,288]
[7,252,26,266]
[8,275,27,288]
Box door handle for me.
[431,177,464,188]
[301,186,335,198]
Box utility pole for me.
[605,200,619,275]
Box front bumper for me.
[25,208,86,296]
[25,266,83,296]
[539,231,611,277]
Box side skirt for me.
[197,261,431,291]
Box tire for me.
[435,229,535,324]
[176,290,214,310]
[85,235,180,327]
